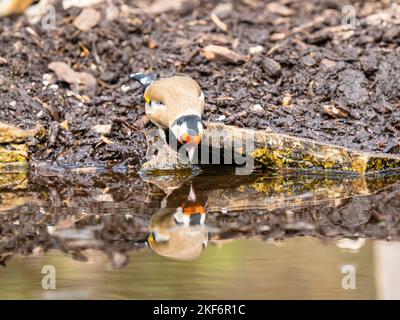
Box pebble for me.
[248,45,264,55]
[282,95,292,106]
[121,85,131,92]
[262,57,282,78]
[250,104,264,114]
[217,115,226,121]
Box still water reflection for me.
[0,167,400,299]
[4,238,400,299]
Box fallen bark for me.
[0,122,44,144]
[0,122,45,169]
[205,123,400,175]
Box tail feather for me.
[129,72,156,88]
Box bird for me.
[130,73,205,161]
[148,184,208,260]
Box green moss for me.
[366,157,400,173]
[0,144,28,167]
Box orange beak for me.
[182,133,203,145]
[182,204,206,215]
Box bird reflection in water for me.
[148,184,208,261]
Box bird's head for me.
[170,114,204,146]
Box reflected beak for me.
[187,144,197,161]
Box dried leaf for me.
[0,122,45,144]
[48,61,97,95]
[63,0,104,10]
[210,2,232,33]
[266,2,294,17]
[323,105,349,118]
[48,62,76,84]
[202,45,245,64]
[127,0,186,15]
[210,13,228,33]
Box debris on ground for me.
[1,0,399,170]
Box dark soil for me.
[0,0,399,169]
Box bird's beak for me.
[181,132,203,145]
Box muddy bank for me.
[0,0,399,169]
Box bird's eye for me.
[176,119,183,125]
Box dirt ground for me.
[0,0,399,170]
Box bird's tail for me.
[129,72,157,88]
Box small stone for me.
[248,45,264,55]
[133,115,150,128]
[262,57,282,78]
[250,104,264,114]
[211,2,233,18]
[121,84,131,92]
[148,39,158,49]
[282,95,292,106]
[73,8,101,32]
[105,4,119,21]
[217,114,226,121]
[92,124,112,135]
[0,57,7,65]
[42,73,54,87]
[270,33,286,41]
[320,58,337,70]
[338,69,368,107]
[100,71,119,84]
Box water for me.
[0,167,400,299]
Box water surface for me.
[1,168,400,299]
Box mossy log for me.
[205,123,400,175]
[206,174,400,212]
[0,123,45,170]
[0,123,44,144]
